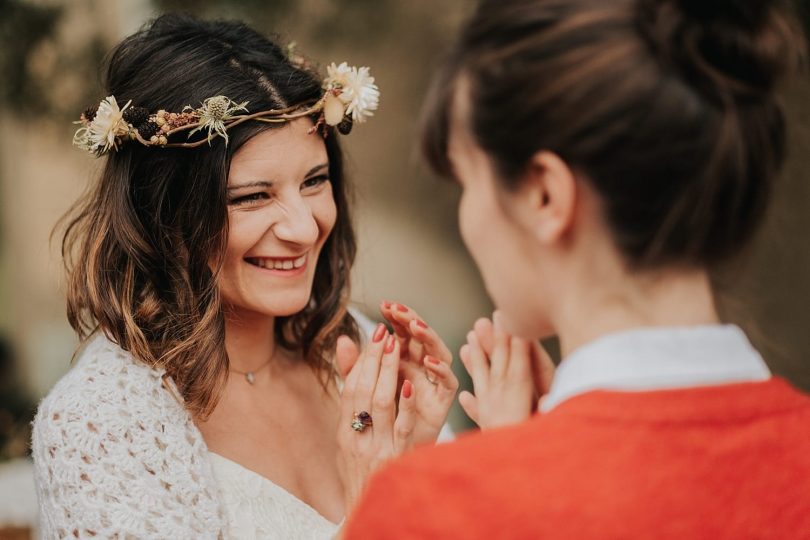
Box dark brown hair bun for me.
[637,0,804,101]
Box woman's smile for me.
[244,253,309,276]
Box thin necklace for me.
[230,356,273,385]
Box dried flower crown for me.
[73,61,380,156]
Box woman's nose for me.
[272,196,319,246]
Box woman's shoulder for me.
[31,334,226,537]
[35,334,176,424]
[32,333,197,458]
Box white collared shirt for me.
[540,324,772,412]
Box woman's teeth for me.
[249,255,306,270]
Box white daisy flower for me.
[189,95,249,145]
[73,95,132,154]
[324,62,380,124]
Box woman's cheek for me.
[458,189,486,262]
[313,191,338,240]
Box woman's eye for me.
[301,175,330,191]
[229,192,269,206]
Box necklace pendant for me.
[245,372,256,384]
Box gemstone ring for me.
[351,411,373,432]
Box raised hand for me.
[458,312,555,429]
[379,301,458,446]
[335,325,417,513]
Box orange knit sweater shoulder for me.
[344,378,810,539]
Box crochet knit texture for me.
[32,336,227,539]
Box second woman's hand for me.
[335,325,417,513]
[458,312,556,429]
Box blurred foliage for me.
[0,338,35,461]
[154,0,298,24]
[0,0,61,113]
[154,0,399,47]
[0,0,420,119]
[0,0,108,120]
[0,0,804,121]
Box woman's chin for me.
[498,308,554,341]
[225,296,311,319]
[253,303,309,318]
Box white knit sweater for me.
[32,335,228,539]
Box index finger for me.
[408,318,452,365]
[473,317,495,356]
[380,301,410,338]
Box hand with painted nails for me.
[458,312,556,429]
[379,301,459,446]
[334,325,418,514]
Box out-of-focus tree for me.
[0,0,62,114]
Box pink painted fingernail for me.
[402,380,413,399]
[382,300,392,309]
[385,335,396,354]
[425,355,441,365]
[373,323,386,343]
[416,320,428,329]
[395,303,408,313]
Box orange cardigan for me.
[344,378,810,539]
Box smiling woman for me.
[30,12,456,540]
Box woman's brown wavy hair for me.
[60,14,359,418]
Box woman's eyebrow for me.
[227,180,273,191]
[227,163,328,191]
[304,163,329,177]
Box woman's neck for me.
[223,309,278,373]
[554,265,719,358]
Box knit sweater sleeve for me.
[31,337,226,539]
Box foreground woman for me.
[33,14,456,539]
[345,0,810,538]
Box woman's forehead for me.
[228,120,328,185]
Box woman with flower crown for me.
[32,13,457,539]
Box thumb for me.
[336,335,360,380]
[458,390,480,426]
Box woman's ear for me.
[513,151,577,245]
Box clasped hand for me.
[334,302,458,511]
[459,312,556,429]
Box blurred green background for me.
[0,3,809,530]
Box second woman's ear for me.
[513,150,578,246]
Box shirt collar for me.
[540,324,771,413]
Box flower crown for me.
[73,62,379,156]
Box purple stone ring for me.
[351,411,373,432]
